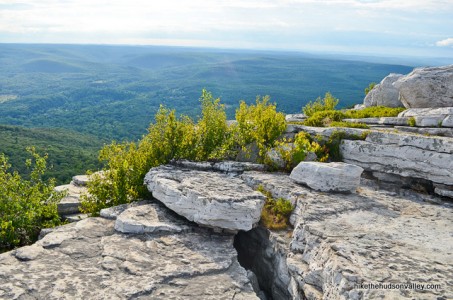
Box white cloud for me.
[436,38,453,47]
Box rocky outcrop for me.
[393,65,453,108]
[364,73,404,107]
[290,162,363,193]
[241,171,453,300]
[340,130,453,197]
[144,165,266,231]
[0,201,258,299]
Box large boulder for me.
[289,161,364,193]
[364,73,404,107]
[144,165,266,231]
[393,65,453,108]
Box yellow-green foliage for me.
[257,185,293,230]
[303,110,346,127]
[265,132,328,171]
[0,148,63,251]
[83,90,284,215]
[329,121,370,129]
[364,82,377,95]
[236,96,286,158]
[408,117,416,127]
[343,106,405,118]
[302,92,339,117]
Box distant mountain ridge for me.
[0,44,413,140]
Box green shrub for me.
[329,121,370,129]
[364,82,377,95]
[0,148,64,252]
[302,92,339,117]
[84,90,279,215]
[343,106,405,119]
[257,185,293,230]
[408,117,416,127]
[303,110,346,127]
[236,96,286,159]
[265,132,328,171]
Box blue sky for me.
[0,0,452,59]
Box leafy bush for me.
[236,96,286,158]
[343,106,405,118]
[83,89,261,215]
[265,132,328,171]
[302,92,339,117]
[303,110,346,127]
[257,185,293,230]
[0,148,64,252]
[364,82,377,95]
[407,117,416,127]
[329,121,370,129]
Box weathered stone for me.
[398,107,453,117]
[144,165,266,231]
[0,205,258,299]
[285,113,306,122]
[364,73,404,107]
[442,115,453,127]
[343,117,409,126]
[414,115,445,127]
[71,174,90,186]
[241,171,453,300]
[290,162,363,193]
[171,159,267,173]
[62,213,89,223]
[285,124,366,139]
[393,65,453,108]
[340,131,453,195]
[55,183,86,215]
[394,126,453,138]
[114,203,190,234]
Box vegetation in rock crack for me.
[364,82,377,95]
[82,90,286,215]
[343,106,405,119]
[408,117,416,127]
[264,132,328,171]
[321,130,369,161]
[302,92,339,117]
[0,148,64,252]
[302,94,405,127]
[329,121,370,129]
[257,185,293,230]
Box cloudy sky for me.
[0,0,452,58]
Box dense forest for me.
[0,44,414,182]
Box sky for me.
[0,0,452,59]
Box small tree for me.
[0,148,63,251]
[302,92,339,117]
[365,82,377,95]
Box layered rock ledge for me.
[0,201,258,299]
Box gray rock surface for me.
[340,131,453,196]
[394,126,453,138]
[54,183,86,215]
[241,171,453,300]
[0,201,258,300]
[145,165,266,231]
[343,117,409,126]
[71,174,90,186]
[393,65,453,108]
[285,113,307,122]
[364,73,404,107]
[290,161,363,193]
[398,107,453,117]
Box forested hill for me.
[0,44,413,141]
[0,125,104,184]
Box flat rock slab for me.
[144,166,266,231]
[114,202,191,234]
[290,161,364,193]
[71,175,90,186]
[54,184,87,215]
[241,171,453,299]
[0,202,258,299]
